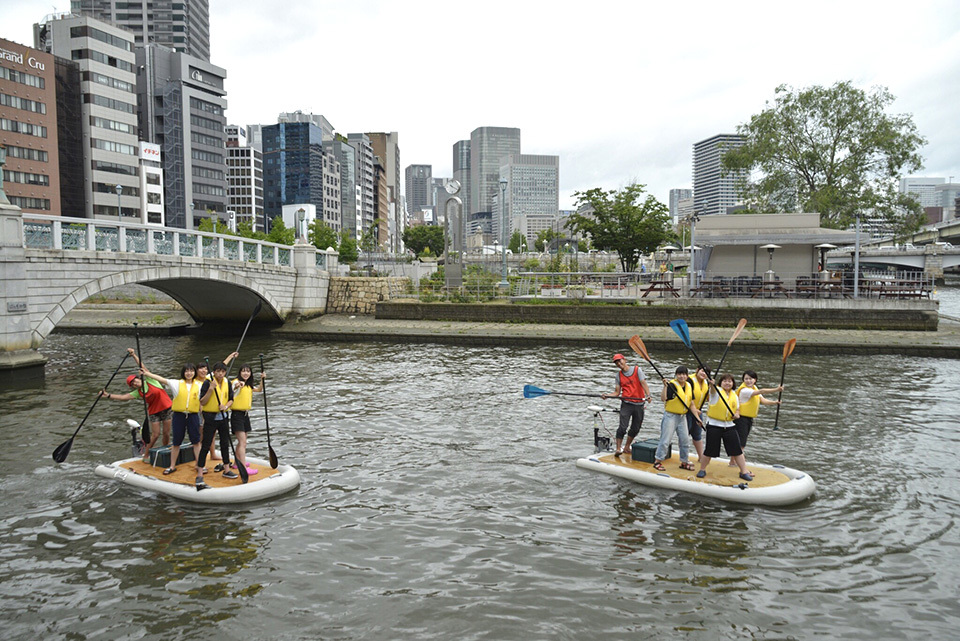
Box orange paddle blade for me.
[628,335,651,362]
[782,338,797,361]
[728,318,747,345]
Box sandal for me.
[679,461,695,471]
[163,467,176,475]
[652,461,666,471]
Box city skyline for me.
[5,0,959,210]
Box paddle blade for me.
[253,301,263,316]
[729,318,748,345]
[783,338,797,361]
[238,461,249,484]
[52,438,73,463]
[628,335,651,362]
[669,319,692,348]
[269,446,279,469]
[523,384,551,399]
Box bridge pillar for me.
[0,206,47,375]
[924,245,944,282]
[289,243,330,320]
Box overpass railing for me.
[21,214,295,268]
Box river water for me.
[2,296,960,640]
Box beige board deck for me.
[119,460,279,488]
[601,450,791,488]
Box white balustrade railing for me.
[21,214,294,267]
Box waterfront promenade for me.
[58,304,960,358]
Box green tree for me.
[196,215,236,236]
[508,230,524,252]
[308,219,339,251]
[266,217,295,245]
[722,81,927,234]
[567,184,672,272]
[535,228,557,252]
[358,230,378,253]
[338,232,359,263]
[402,224,444,256]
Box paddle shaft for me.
[225,302,262,379]
[52,353,130,462]
[133,324,150,427]
[773,360,788,430]
[259,353,278,468]
[670,323,738,420]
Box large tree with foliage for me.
[567,183,672,272]
[402,224,444,257]
[337,232,358,263]
[267,217,295,245]
[308,219,339,251]
[722,81,927,234]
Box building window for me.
[92,138,137,155]
[92,160,137,175]
[90,116,137,135]
[0,66,45,89]
[71,49,134,72]
[84,94,136,114]
[69,25,133,52]
[0,118,46,137]
[82,71,135,93]
[3,170,50,186]
[9,196,51,210]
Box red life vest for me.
[618,367,646,403]
[133,377,173,415]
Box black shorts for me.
[231,410,252,433]
[734,416,754,448]
[686,412,704,441]
[704,424,743,458]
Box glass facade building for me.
[693,134,746,217]
[262,122,326,226]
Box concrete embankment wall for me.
[326,277,408,314]
[376,299,939,331]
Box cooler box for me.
[631,439,669,463]
[148,445,196,468]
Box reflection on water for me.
[0,332,959,639]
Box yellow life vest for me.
[737,383,761,418]
[171,379,200,413]
[707,388,739,423]
[232,379,253,411]
[202,377,230,413]
[692,377,709,409]
[664,379,693,415]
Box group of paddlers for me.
[99,348,265,490]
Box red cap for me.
[126,374,137,386]
[613,353,626,362]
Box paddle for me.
[259,353,278,468]
[133,323,152,448]
[665,320,737,419]
[523,384,645,402]
[627,335,699,421]
[225,301,262,379]
[772,338,797,431]
[52,352,130,463]
[714,318,748,376]
[204,357,249,483]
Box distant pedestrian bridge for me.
[1,211,334,370]
[826,245,960,274]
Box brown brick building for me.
[1,38,60,216]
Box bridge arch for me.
[33,266,286,345]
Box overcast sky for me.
[6,0,960,209]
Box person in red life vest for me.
[101,351,173,463]
[601,353,650,457]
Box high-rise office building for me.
[347,133,375,241]
[669,188,693,223]
[137,43,227,228]
[327,136,359,237]
[262,121,340,231]
[71,0,211,61]
[404,164,432,220]
[936,183,960,221]
[1,37,60,216]
[279,111,335,138]
[225,125,264,232]
[900,177,946,208]
[366,132,401,252]
[469,126,520,216]
[34,14,141,222]
[693,134,746,216]
[499,154,559,243]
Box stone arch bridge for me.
[1,210,335,372]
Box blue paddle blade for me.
[523,385,551,398]
[669,319,693,348]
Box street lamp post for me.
[498,179,508,288]
[689,213,700,292]
[297,208,306,243]
[853,213,861,298]
[115,184,123,223]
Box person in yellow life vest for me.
[601,353,651,456]
[653,366,700,472]
[696,373,754,482]
[733,370,782,458]
[196,362,235,490]
[140,363,203,475]
[230,364,265,476]
[686,366,711,460]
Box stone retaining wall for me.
[326,277,408,314]
[376,299,939,331]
